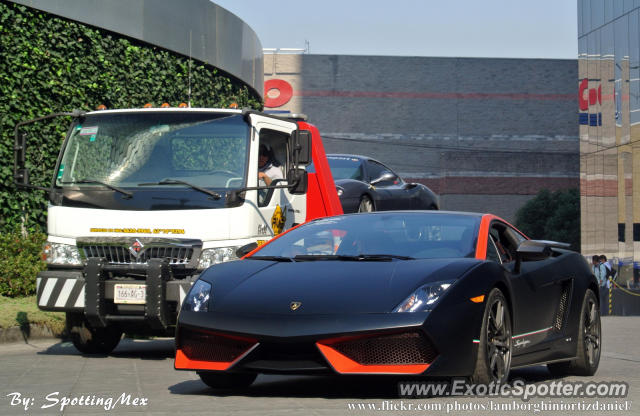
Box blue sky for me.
[213,0,578,59]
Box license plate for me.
[114,284,146,304]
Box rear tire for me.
[357,195,374,212]
[547,289,601,377]
[471,288,512,384]
[66,313,122,354]
[198,372,257,389]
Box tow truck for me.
[14,107,343,353]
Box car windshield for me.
[307,156,364,181]
[56,112,249,189]
[255,213,480,260]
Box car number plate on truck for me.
[114,284,146,304]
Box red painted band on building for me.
[293,90,576,101]
[408,177,578,195]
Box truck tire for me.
[66,312,123,354]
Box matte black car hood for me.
[201,258,480,314]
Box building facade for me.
[579,0,640,284]
[265,53,579,222]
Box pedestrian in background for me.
[592,255,607,288]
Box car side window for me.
[367,160,398,186]
[490,222,520,263]
[486,235,502,264]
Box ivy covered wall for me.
[0,1,262,233]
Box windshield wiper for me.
[138,179,221,200]
[60,179,133,199]
[356,254,414,261]
[293,254,414,261]
[246,255,294,262]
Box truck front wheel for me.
[66,313,123,354]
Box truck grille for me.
[77,237,202,265]
[79,243,196,265]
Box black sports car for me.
[175,211,600,388]
[310,154,439,213]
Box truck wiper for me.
[293,254,414,261]
[138,179,221,200]
[60,179,133,199]
[246,255,294,262]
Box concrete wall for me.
[265,54,579,222]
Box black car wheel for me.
[357,195,374,212]
[198,372,257,389]
[66,312,123,354]
[548,289,601,377]
[471,288,512,384]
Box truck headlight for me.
[182,280,211,312]
[198,247,239,269]
[43,242,82,266]
[393,280,455,312]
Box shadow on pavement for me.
[37,337,175,360]
[168,366,555,399]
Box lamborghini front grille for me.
[179,329,256,363]
[331,331,437,365]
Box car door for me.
[488,221,567,353]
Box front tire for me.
[198,372,257,389]
[547,289,601,377]
[471,288,512,384]
[357,195,374,212]
[66,312,122,354]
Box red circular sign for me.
[264,79,293,108]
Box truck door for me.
[248,114,305,239]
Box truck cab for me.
[14,107,342,353]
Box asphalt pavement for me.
[0,316,638,415]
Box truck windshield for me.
[56,112,249,190]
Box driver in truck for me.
[258,144,283,186]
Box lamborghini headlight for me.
[42,242,82,266]
[393,280,455,312]
[336,186,344,197]
[198,247,239,269]
[182,280,211,312]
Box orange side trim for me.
[316,343,429,375]
[475,215,493,260]
[474,214,529,260]
[174,349,233,371]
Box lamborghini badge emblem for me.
[290,301,302,311]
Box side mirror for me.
[370,172,396,186]
[14,132,29,187]
[236,242,258,258]
[513,239,570,273]
[291,130,312,166]
[287,168,308,194]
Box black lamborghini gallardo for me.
[175,212,600,389]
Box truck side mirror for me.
[292,130,312,166]
[14,132,30,187]
[287,168,308,194]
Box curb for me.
[0,323,64,344]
